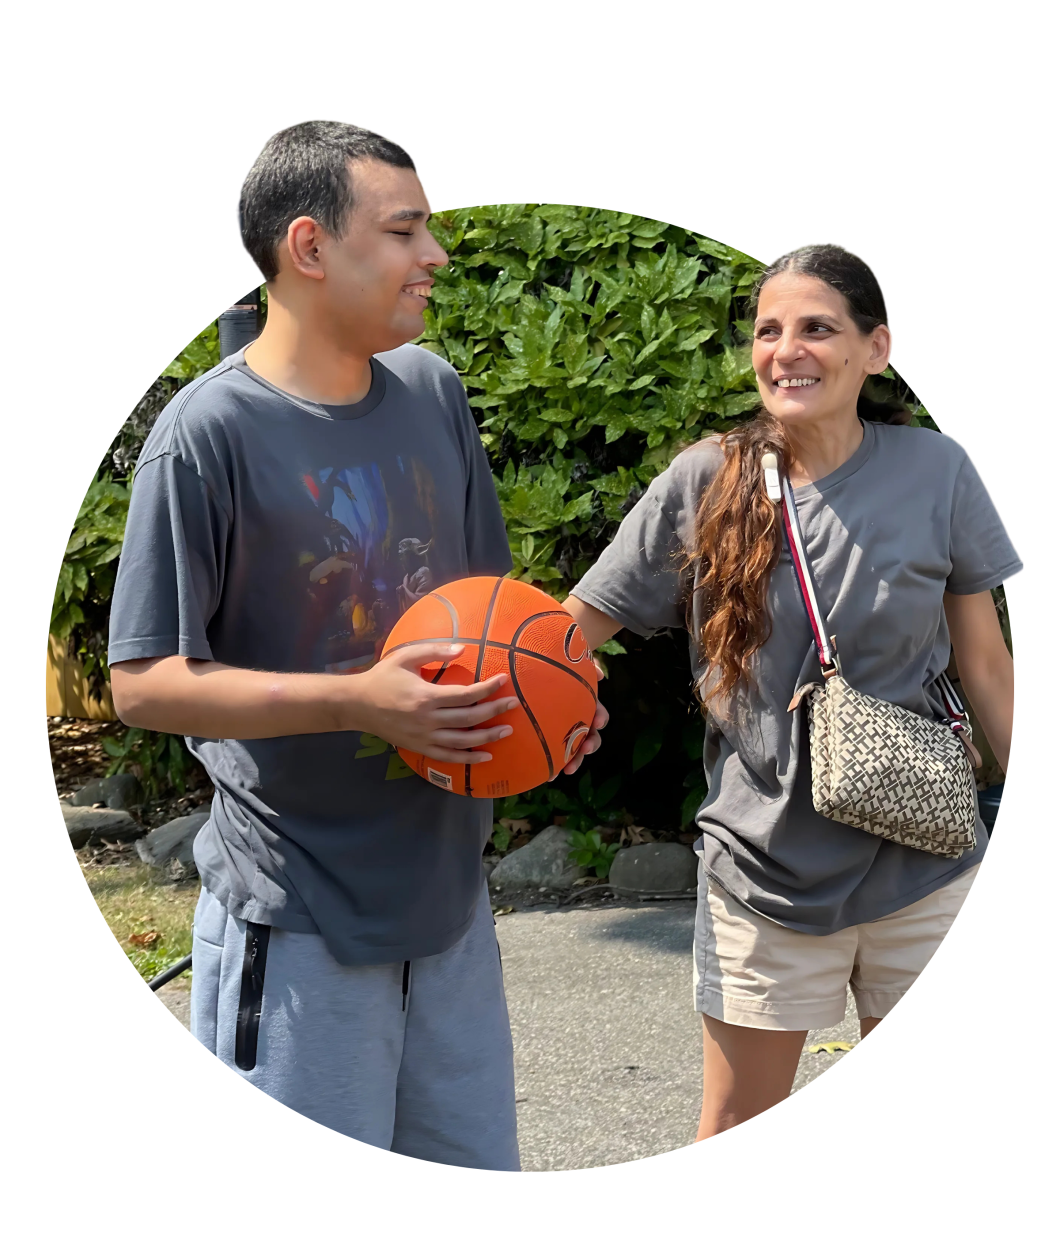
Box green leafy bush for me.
[52,475,131,697]
[101,725,194,800]
[421,206,765,591]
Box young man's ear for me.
[283,216,328,281]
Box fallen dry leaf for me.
[805,1041,854,1055]
[128,930,162,948]
[498,817,532,836]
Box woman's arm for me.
[563,595,623,650]
[547,596,623,777]
[943,590,1014,773]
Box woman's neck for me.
[784,408,864,487]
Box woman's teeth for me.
[776,377,818,388]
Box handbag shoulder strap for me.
[780,476,838,678]
[778,471,969,731]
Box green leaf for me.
[632,727,664,772]
[594,775,622,808]
[681,786,705,827]
[560,491,594,522]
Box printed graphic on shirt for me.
[297,456,436,676]
[295,455,441,784]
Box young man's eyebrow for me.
[387,208,429,222]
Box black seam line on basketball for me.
[484,642,597,702]
[384,635,486,656]
[504,613,596,702]
[468,578,505,796]
[428,592,461,684]
[475,578,505,685]
[381,636,595,702]
[509,643,554,779]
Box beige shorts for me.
[693,863,980,1031]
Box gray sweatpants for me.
[189,880,520,1171]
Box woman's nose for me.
[774,329,803,361]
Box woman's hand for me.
[553,657,610,778]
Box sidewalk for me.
[156,900,859,1170]
[494,900,858,1171]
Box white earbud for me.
[761,451,782,503]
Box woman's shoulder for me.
[871,420,970,472]
[649,435,726,494]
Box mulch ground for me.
[48,717,212,844]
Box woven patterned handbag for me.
[778,469,979,858]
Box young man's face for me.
[313,160,448,356]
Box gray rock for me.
[135,810,210,871]
[608,842,698,894]
[62,803,142,849]
[489,825,587,893]
[70,773,144,810]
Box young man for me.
[107,121,604,1170]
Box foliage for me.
[52,475,131,696]
[101,726,194,800]
[50,322,226,798]
[992,585,1012,654]
[567,828,621,879]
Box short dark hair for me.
[239,121,416,281]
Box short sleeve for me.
[571,488,688,638]
[946,452,1023,594]
[108,454,229,664]
[460,400,513,578]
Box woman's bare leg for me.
[696,1014,808,1139]
[859,1016,882,1037]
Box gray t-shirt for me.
[108,344,512,965]
[572,420,1021,933]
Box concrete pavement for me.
[156,898,860,1170]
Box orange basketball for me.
[380,576,598,798]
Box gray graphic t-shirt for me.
[109,344,512,965]
[572,420,1020,933]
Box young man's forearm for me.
[111,656,367,739]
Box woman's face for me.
[751,273,891,428]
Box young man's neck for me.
[243,293,374,406]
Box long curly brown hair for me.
[687,244,911,710]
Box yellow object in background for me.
[45,635,116,721]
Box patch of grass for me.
[80,851,200,982]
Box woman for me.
[563,245,1018,1138]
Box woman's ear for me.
[866,323,892,375]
